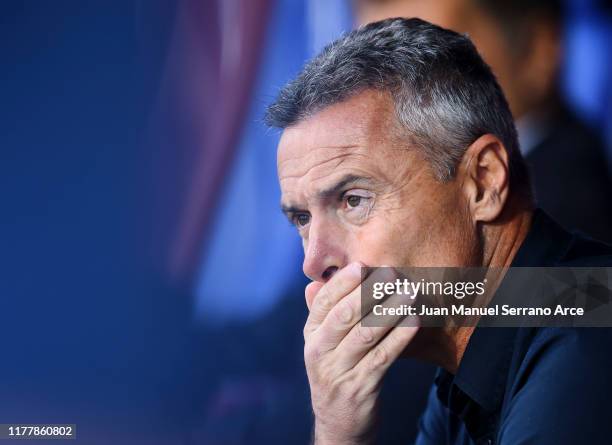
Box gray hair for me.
[265,17,530,193]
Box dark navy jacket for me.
[415,210,612,445]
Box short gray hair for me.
[265,18,530,192]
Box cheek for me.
[353,183,470,267]
[415,195,479,266]
[354,212,420,266]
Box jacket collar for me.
[434,210,574,432]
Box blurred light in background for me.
[562,0,612,146]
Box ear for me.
[458,134,510,223]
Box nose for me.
[302,219,347,283]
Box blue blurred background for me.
[1,0,611,444]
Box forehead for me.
[277,90,401,179]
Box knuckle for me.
[304,342,322,364]
[317,290,333,311]
[333,301,354,325]
[370,345,389,369]
[342,378,361,402]
[322,372,354,400]
[318,367,337,389]
[309,364,339,397]
[355,325,375,345]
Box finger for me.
[309,267,399,351]
[308,283,362,350]
[332,290,414,372]
[305,262,364,332]
[357,321,420,384]
[305,281,324,311]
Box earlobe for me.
[460,134,510,223]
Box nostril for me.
[322,266,339,281]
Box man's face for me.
[277,90,481,283]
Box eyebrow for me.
[318,174,374,199]
[280,174,375,218]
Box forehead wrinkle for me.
[278,146,368,181]
[278,143,362,167]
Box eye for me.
[341,190,374,223]
[294,213,311,227]
[346,195,362,208]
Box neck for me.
[407,203,534,374]
[482,204,533,268]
